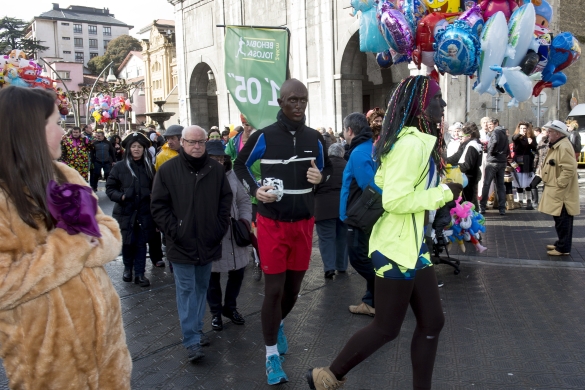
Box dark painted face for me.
[424,91,446,124]
[278,87,308,122]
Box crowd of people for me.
[0,73,580,389]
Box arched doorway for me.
[189,63,218,130]
[337,32,397,120]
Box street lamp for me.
[106,67,117,83]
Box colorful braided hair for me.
[375,75,445,173]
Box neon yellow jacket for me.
[154,143,179,171]
[369,127,453,269]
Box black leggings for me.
[261,270,306,345]
[329,267,444,390]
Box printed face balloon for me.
[377,1,415,57]
[474,11,514,95]
[423,0,460,13]
[434,20,481,76]
[412,11,456,70]
[502,3,539,68]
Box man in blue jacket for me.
[340,112,381,317]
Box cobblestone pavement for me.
[0,179,584,389]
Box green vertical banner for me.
[224,26,289,130]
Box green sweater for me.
[369,127,453,269]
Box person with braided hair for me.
[307,76,462,390]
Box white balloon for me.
[491,66,542,107]
[473,12,514,96]
[502,3,540,68]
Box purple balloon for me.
[459,4,485,37]
[377,2,415,57]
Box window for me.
[104,40,110,49]
[62,37,70,40]
[88,25,97,35]
[75,52,84,63]
[89,39,98,48]
[56,71,70,80]
[74,38,83,47]
[61,22,69,26]
[103,26,111,36]
[63,50,71,54]
[90,52,98,59]
[73,24,82,33]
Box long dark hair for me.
[375,76,444,172]
[122,140,155,180]
[0,86,66,230]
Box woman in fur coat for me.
[0,86,131,389]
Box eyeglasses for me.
[183,139,206,146]
[209,134,221,139]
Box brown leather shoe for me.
[547,249,570,256]
[546,245,556,250]
[307,367,346,390]
[348,302,375,316]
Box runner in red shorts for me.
[234,79,332,385]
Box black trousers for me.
[480,162,506,211]
[347,226,376,308]
[148,230,164,264]
[207,268,246,315]
[122,222,148,274]
[90,161,111,190]
[553,205,574,253]
[462,178,479,210]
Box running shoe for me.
[186,344,204,362]
[277,323,288,355]
[266,354,288,385]
[307,367,346,390]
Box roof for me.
[36,5,133,28]
[137,19,175,35]
[118,51,143,72]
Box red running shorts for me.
[256,214,315,274]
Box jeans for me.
[172,262,213,347]
[553,205,574,253]
[316,218,348,272]
[347,226,375,307]
[480,162,506,211]
[90,161,111,190]
[121,222,148,274]
[207,268,245,315]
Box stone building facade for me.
[170,0,584,132]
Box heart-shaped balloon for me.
[377,1,415,57]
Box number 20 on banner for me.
[227,73,280,106]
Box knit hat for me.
[206,140,228,156]
[165,124,184,138]
[122,131,152,149]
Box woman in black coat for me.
[512,121,537,210]
[109,134,124,162]
[106,132,156,287]
[444,122,483,210]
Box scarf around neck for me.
[277,109,305,132]
[180,148,208,172]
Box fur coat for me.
[0,163,131,389]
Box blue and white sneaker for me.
[277,323,288,355]
[266,354,288,385]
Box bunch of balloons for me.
[0,49,71,115]
[353,0,581,107]
[89,94,132,124]
[444,197,487,253]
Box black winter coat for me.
[106,159,155,245]
[151,151,233,266]
[445,138,483,182]
[486,127,509,164]
[512,134,537,173]
[314,156,346,221]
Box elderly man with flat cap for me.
[234,78,332,385]
[537,120,580,256]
